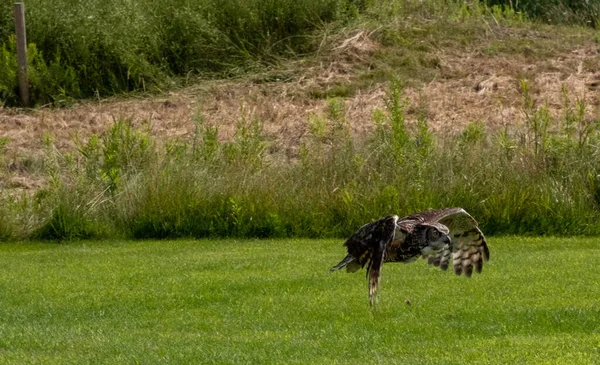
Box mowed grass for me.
[0,237,599,364]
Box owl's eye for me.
[430,229,440,239]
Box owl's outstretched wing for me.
[414,208,490,277]
[329,215,398,306]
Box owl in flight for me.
[330,208,490,306]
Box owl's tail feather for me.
[367,250,385,307]
[329,254,355,273]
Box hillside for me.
[2,21,599,188]
[2,5,600,240]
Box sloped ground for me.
[1,25,600,191]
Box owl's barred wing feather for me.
[329,216,398,306]
[426,245,452,271]
[418,208,490,277]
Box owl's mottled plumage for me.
[329,208,490,306]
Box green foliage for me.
[223,109,268,169]
[0,0,573,106]
[27,44,81,106]
[0,197,16,241]
[0,36,81,106]
[487,0,600,26]
[0,136,8,162]
[0,37,18,105]
[0,0,363,105]
[192,112,220,163]
[32,202,102,241]
[459,120,486,147]
[100,120,153,191]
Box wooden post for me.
[14,2,29,107]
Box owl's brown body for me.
[330,208,490,306]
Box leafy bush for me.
[0,0,362,105]
[0,36,81,106]
[0,37,18,105]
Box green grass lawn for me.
[0,237,599,364]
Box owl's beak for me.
[442,235,451,245]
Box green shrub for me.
[0,37,81,106]
[0,37,18,105]
[0,0,363,105]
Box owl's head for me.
[416,222,451,248]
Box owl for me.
[329,208,490,306]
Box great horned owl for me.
[330,208,490,306]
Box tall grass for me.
[2,81,600,241]
[0,0,595,106]
[0,0,363,105]
[0,0,549,106]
